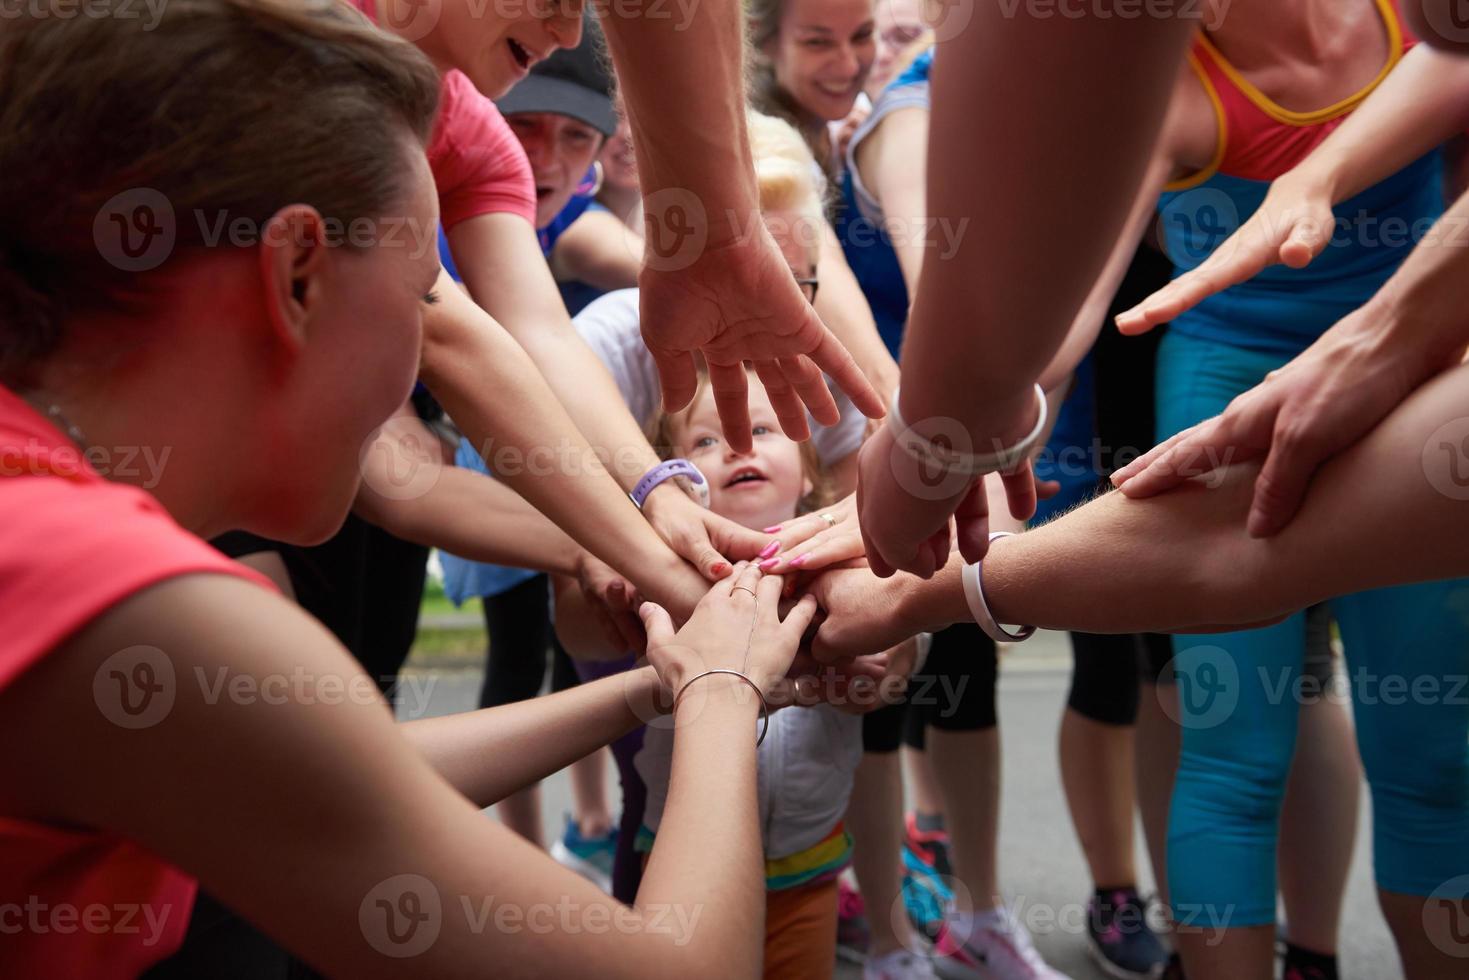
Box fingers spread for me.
[753,359,812,442]
[779,354,840,427]
[809,328,884,420]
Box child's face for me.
[672,382,812,531]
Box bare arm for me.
[400,666,664,807]
[816,221,900,401]
[0,576,786,978]
[857,103,1180,392]
[814,359,1469,655]
[596,0,883,449]
[549,208,644,291]
[354,411,583,576]
[897,13,1195,441]
[418,265,706,617]
[445,215,769,585]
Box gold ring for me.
[732,586,757,597]
[820,512,837,528]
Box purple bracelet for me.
[630,459,709,510]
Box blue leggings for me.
[1156,329,1469,926]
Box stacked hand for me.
[639,562,817,700]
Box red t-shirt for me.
[350,0,536,229]
[0,385,272,978]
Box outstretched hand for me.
[1115,174,1335,335]
[639,221,884,453]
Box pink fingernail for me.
[789,553,811,568]
[710,561,729,577]
[758,540,781,560]
[763,525,783,534]
[759,558,780,572]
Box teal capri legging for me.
[1155,328,1469,927]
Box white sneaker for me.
[931,906,1072,980]
[865,947,940,980]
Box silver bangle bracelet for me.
[962,531,1035,643]
[889,384,1048,477]
[673,668,770,746]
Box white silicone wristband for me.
[963,531,1034,643]
[889,384,1048,477]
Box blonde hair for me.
[647,369,836,516]
[748,110,829,252]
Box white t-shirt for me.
[571,288,866,466]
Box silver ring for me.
[731,586,757,597]
[819,512,837,528]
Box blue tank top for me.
[837,49,933,360]
[1158,155,1443,355]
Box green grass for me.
[409,577,486,668]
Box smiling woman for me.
[747,0,877,169]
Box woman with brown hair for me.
[0,3,817,977]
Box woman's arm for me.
[353,410,583,576]
[418,265,710,619]
[815,222,900,401]
[549,208,644,291]
[0,569,808,978]
[855,10,1197,576]
[596,0,883,445]
[400,666,664,806]
[1113,182,1469,532]
[812,358,1469,656]
[443,214,769,585]
[858,73,1199,392]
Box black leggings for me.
[478,573,579,710]
[862,623,999,753]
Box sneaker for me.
[931,906,1072,980]
[548,813,616,893]
[866,947,940,980]
[1086,888,1168,979]
[904,811,954,877]
[902,847,952,943]
[902,813,954,941]
[838,877,872,964]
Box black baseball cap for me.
[496,21,617,137]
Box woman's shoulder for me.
[0,454,269,697]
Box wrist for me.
[903,554,970,634]
[1373,259,1469,371]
